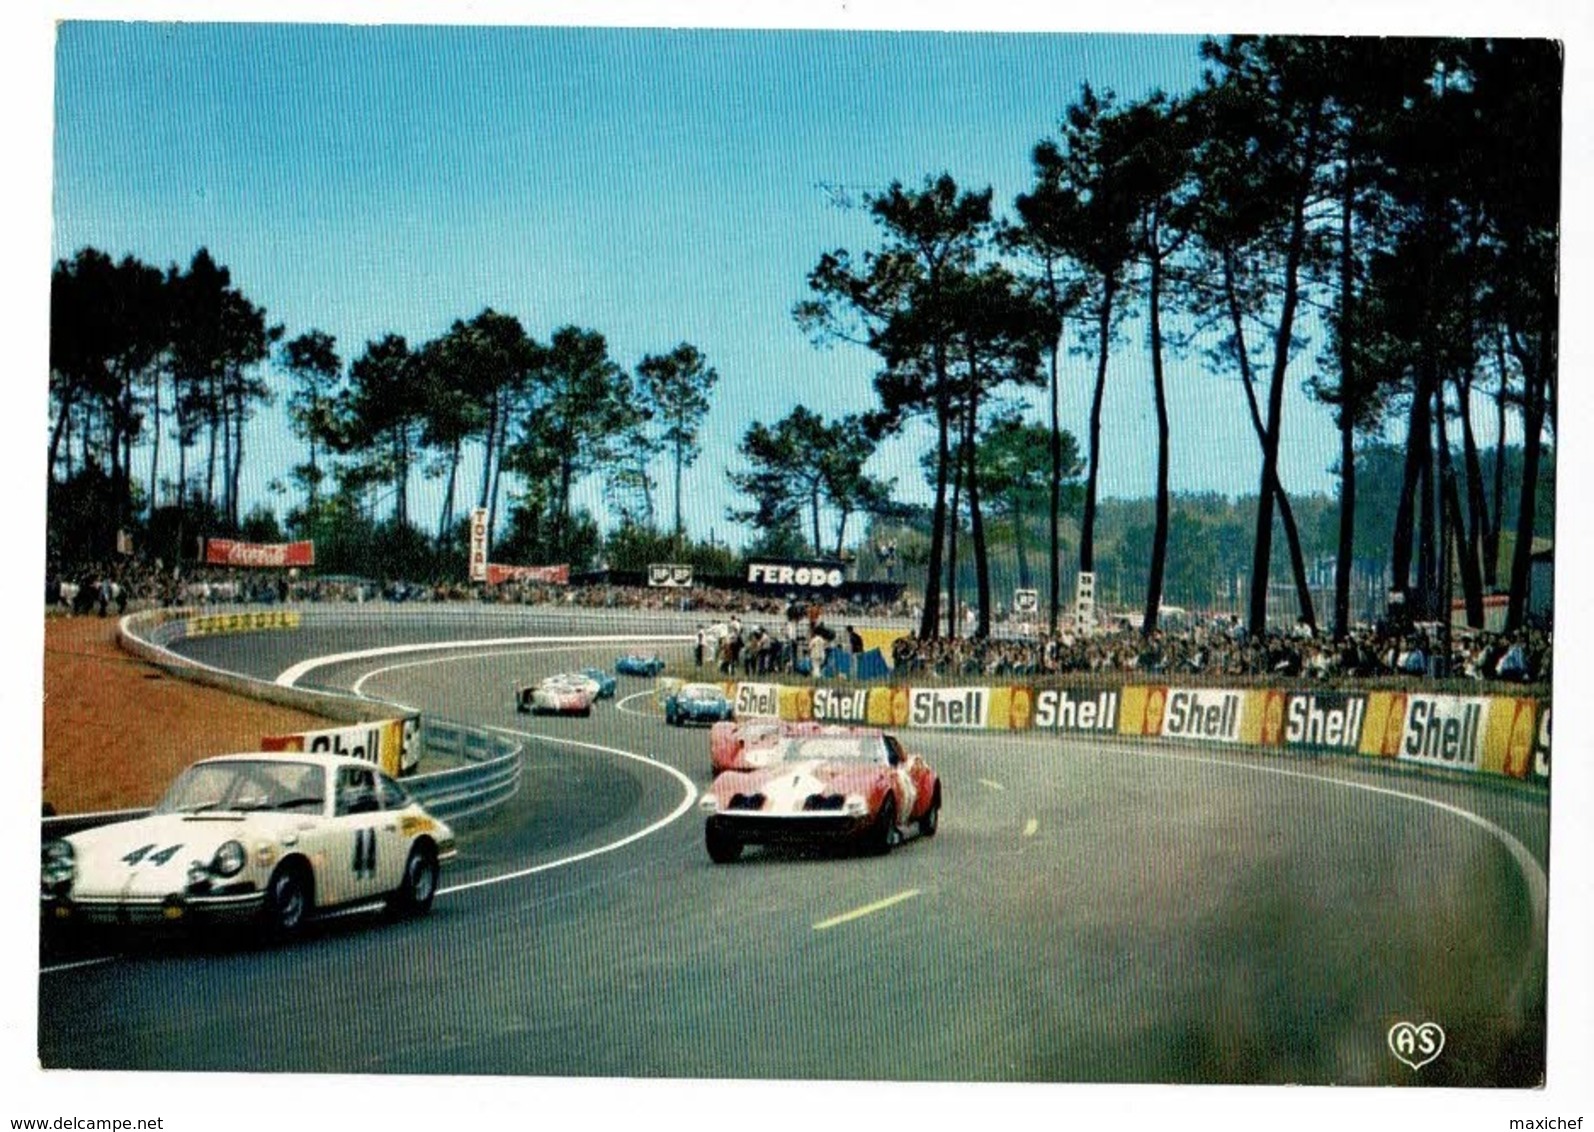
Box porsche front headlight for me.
[210,839,247,878]
[41,839,75,890]
[844,795,868,817]
[698,793,720,813]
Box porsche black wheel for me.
[919,786,941,838]
[705,822,742,864]
[388,844,439,918]
[263,861,310,939]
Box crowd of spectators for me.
[888,616,1551,686]
[45,560,1549,685]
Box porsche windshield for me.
[681,685,723,701]
[155,760,327,815]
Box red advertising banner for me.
[485,562,570,585]
[202,538,315,568]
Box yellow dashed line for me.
[812,889,922,931]
[1023,818,1039,838]
[978,778,1006,792]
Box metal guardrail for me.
[41,609,527,840]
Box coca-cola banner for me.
[485,563,570,585]
[201,538,315,568]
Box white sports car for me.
[40,752,456,939]
[516,675,596,716]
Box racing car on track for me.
[577,667,618,699]
[698,729,940,863]
[517,675,596,716]
[664,682,734,726]
[615,653,667,677]
[40,752,456,939]
[709,718,838,775]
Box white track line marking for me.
[275,634,689,687]
[813,889,922,931]
[40,955,121,975]
[978,778,1006,792]
[1023,818,1038,837]
[615,689,661,716]
[437,729,697,897]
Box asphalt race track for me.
[38,611,1549,1086]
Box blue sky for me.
[47,22,1436,550]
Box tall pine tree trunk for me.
[1143,247,1171,637]
[964,361,991,638]
[1045,260,1063,634]
[1080,278,1115,576]
[1222,251,1316,632]
[918,344,952,641]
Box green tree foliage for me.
[636,342,719,545]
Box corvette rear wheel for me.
[919,786,941,838]
[868,798,899,856]
[389,844,439,917]
[705,822,742,864]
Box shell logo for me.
[890,686,910,726]
[1260,692,1285,746]
[1381,694,1408,757]
[1144,688,1166,736]
[1505,700,1536,778]
[1008,687,1032,730]
[794,686,814,722]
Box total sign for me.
[1161,688,1243,743]
[908,687,990,729]
[1398,695,1489,772]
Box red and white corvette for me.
[708,718,837,776]
[698,729,941,862]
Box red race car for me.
[708,719,840,776]
[698,729,941,863]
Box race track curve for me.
[37,611,1549,1086]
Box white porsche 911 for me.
[40,752,456,940]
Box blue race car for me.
[578,667,618,699]
[615,653,667,677]
[664,682,735,727]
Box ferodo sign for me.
[745,560,845,588]
[733,682,781,718]
[1282,693,1368,751]
[1397,695,1489,772]
[261,715,420,778]
[1162,688,1244,743]
[812,687,870,723]
[1032,688,1120,732]
[908,687,989,729]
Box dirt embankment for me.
[42,615,330,814]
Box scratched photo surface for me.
[18,8,1585,1131]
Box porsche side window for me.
[376,773,408,810]
[335,767,379,816]
[885,737,905,766]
